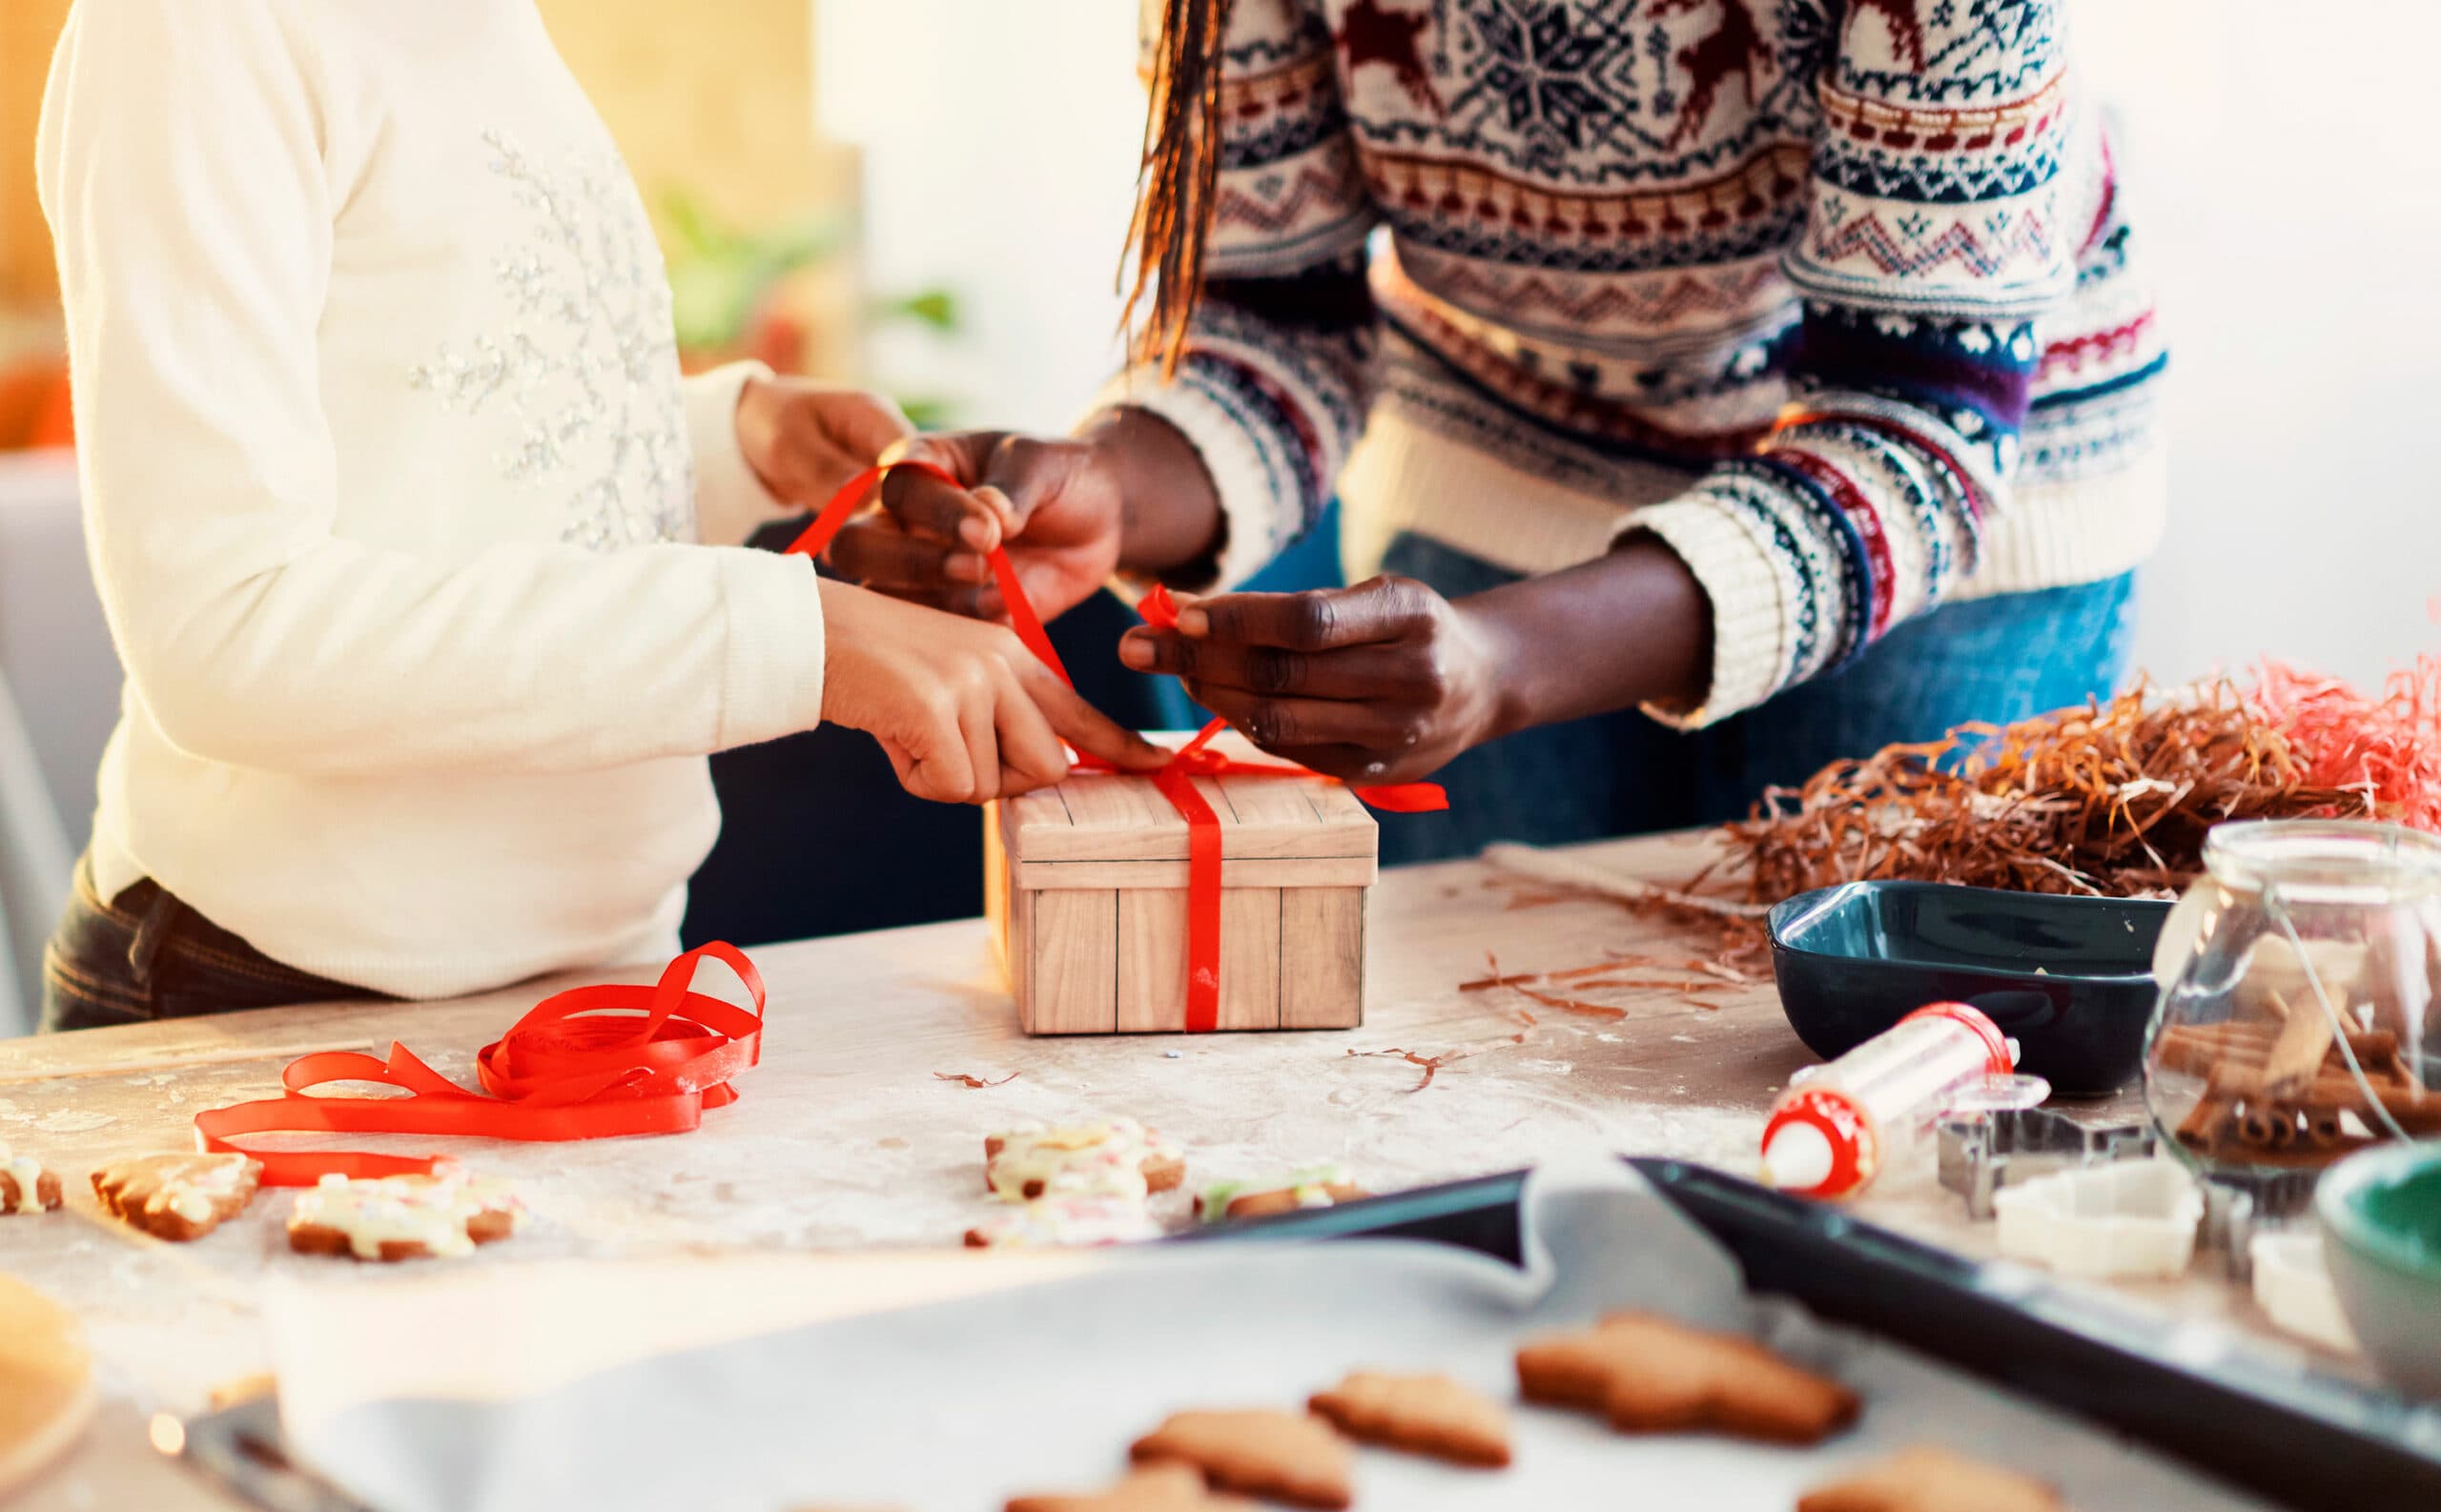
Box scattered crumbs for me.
[876,1136,910,1151]
[1596,1032,1622,1044]
[932,1071,1018,1090]
[33,1109,115,1134]
[1162,1051,1182,1059]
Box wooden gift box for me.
[984,732,1371,1033]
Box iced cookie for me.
[287,1167,522,1261]
[1193,1166,1364,1224]
[1129,1409,1353,1510]
[985,1118,1184,1203]
[92,1152,262,1241]
[1516,1311,1859,1443]
[0,1142,62,1215]
[1307,1370,1510,1467]
[1007,1464,1256,1512]
[1799,1445,2064,1512]
[964,1195,1164,1249]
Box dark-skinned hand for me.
[1118,576,1519,786]
[823,430,1125,623]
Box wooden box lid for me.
[997,731,1377,890]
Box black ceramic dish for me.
[1768,881,2172,1095]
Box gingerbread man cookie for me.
[1307,1370,1510,1467]
[0,1142,62,1215]
[1007,1463,1256,1512]
[92,1152,262,1240]
[287,1167,522,1261]
[985,1118,1184,1203]
[1129,1409,1353,1510]
[1515,1311,1859,1443]
[964,1195,1164,1249]
[1193,1166,1365,1225]
[1800,1445,2064,1512]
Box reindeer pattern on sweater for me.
[1108,0,2163,725]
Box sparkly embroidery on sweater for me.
[408,129,691,552]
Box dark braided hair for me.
[1121,0,1234,378]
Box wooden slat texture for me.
[1116,889,1282,1032]
[1280,888,1365,1029]
[1023,890,1117,1034]
[1012,856,1375,891]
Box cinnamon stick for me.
[2259,991,2337,1099]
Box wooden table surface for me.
[0,833,2349,1509]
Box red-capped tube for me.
[1761,1001,2017,1200]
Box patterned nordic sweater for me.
[1097,0,2164,725]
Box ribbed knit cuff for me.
[683,360,787,547]
[1625,497,1791,730]
[711,548,827,750]
[1088,378,1292,596]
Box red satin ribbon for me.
[792,463,1447,1032]
[193,943,768,1186]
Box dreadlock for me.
[1121,0,1234,378]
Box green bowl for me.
[2318,1140,2441,1398]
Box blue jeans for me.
[1370,534,2139,866]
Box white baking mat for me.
[266,1162,2273,1512]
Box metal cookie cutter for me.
[1938,1107,2157,1220]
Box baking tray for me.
[176,1158,2441,1512]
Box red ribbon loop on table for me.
[193,943,768,1186]
[790,463,1447,1032]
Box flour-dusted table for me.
[0,834,2352,1510]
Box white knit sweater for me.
[38,0,831,997]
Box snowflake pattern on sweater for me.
[1101,0,2164,725]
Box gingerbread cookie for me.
[1515,1311,1858,1443]
[92,1152,262,1240]
[286,1168,522,1261]
[1799,1445,2063,1512]
[1307,1370,1510,1467]
[1129,1410,1352,1510]
[0,1142,62,1215]
[1007,1463,1255,1512]
[1193,1166,1365,1224]
[964,1195,1164,1249]
[985,1119,1184,1203]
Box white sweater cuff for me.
[1624,498,1791,730]
[713,548,827,748]
[685,360,788,546]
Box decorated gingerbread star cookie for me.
[286,1167,522,1261]
[985,1118,1184,1203]
[1193,1165,1365,1224]
[92,1152,262,1240]
[0,1142,62,1215]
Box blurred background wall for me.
[0,0,2432,1029]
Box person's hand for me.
[819,579,1165,802]
[823,430,1126,623]
[734,373,914,505]
[1117,577,1519,786]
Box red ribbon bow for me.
[790,462,1446,1031]
[194,943,767,1186]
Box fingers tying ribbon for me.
[797,463,1446,1032]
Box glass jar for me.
[2146,821,2441,1188]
